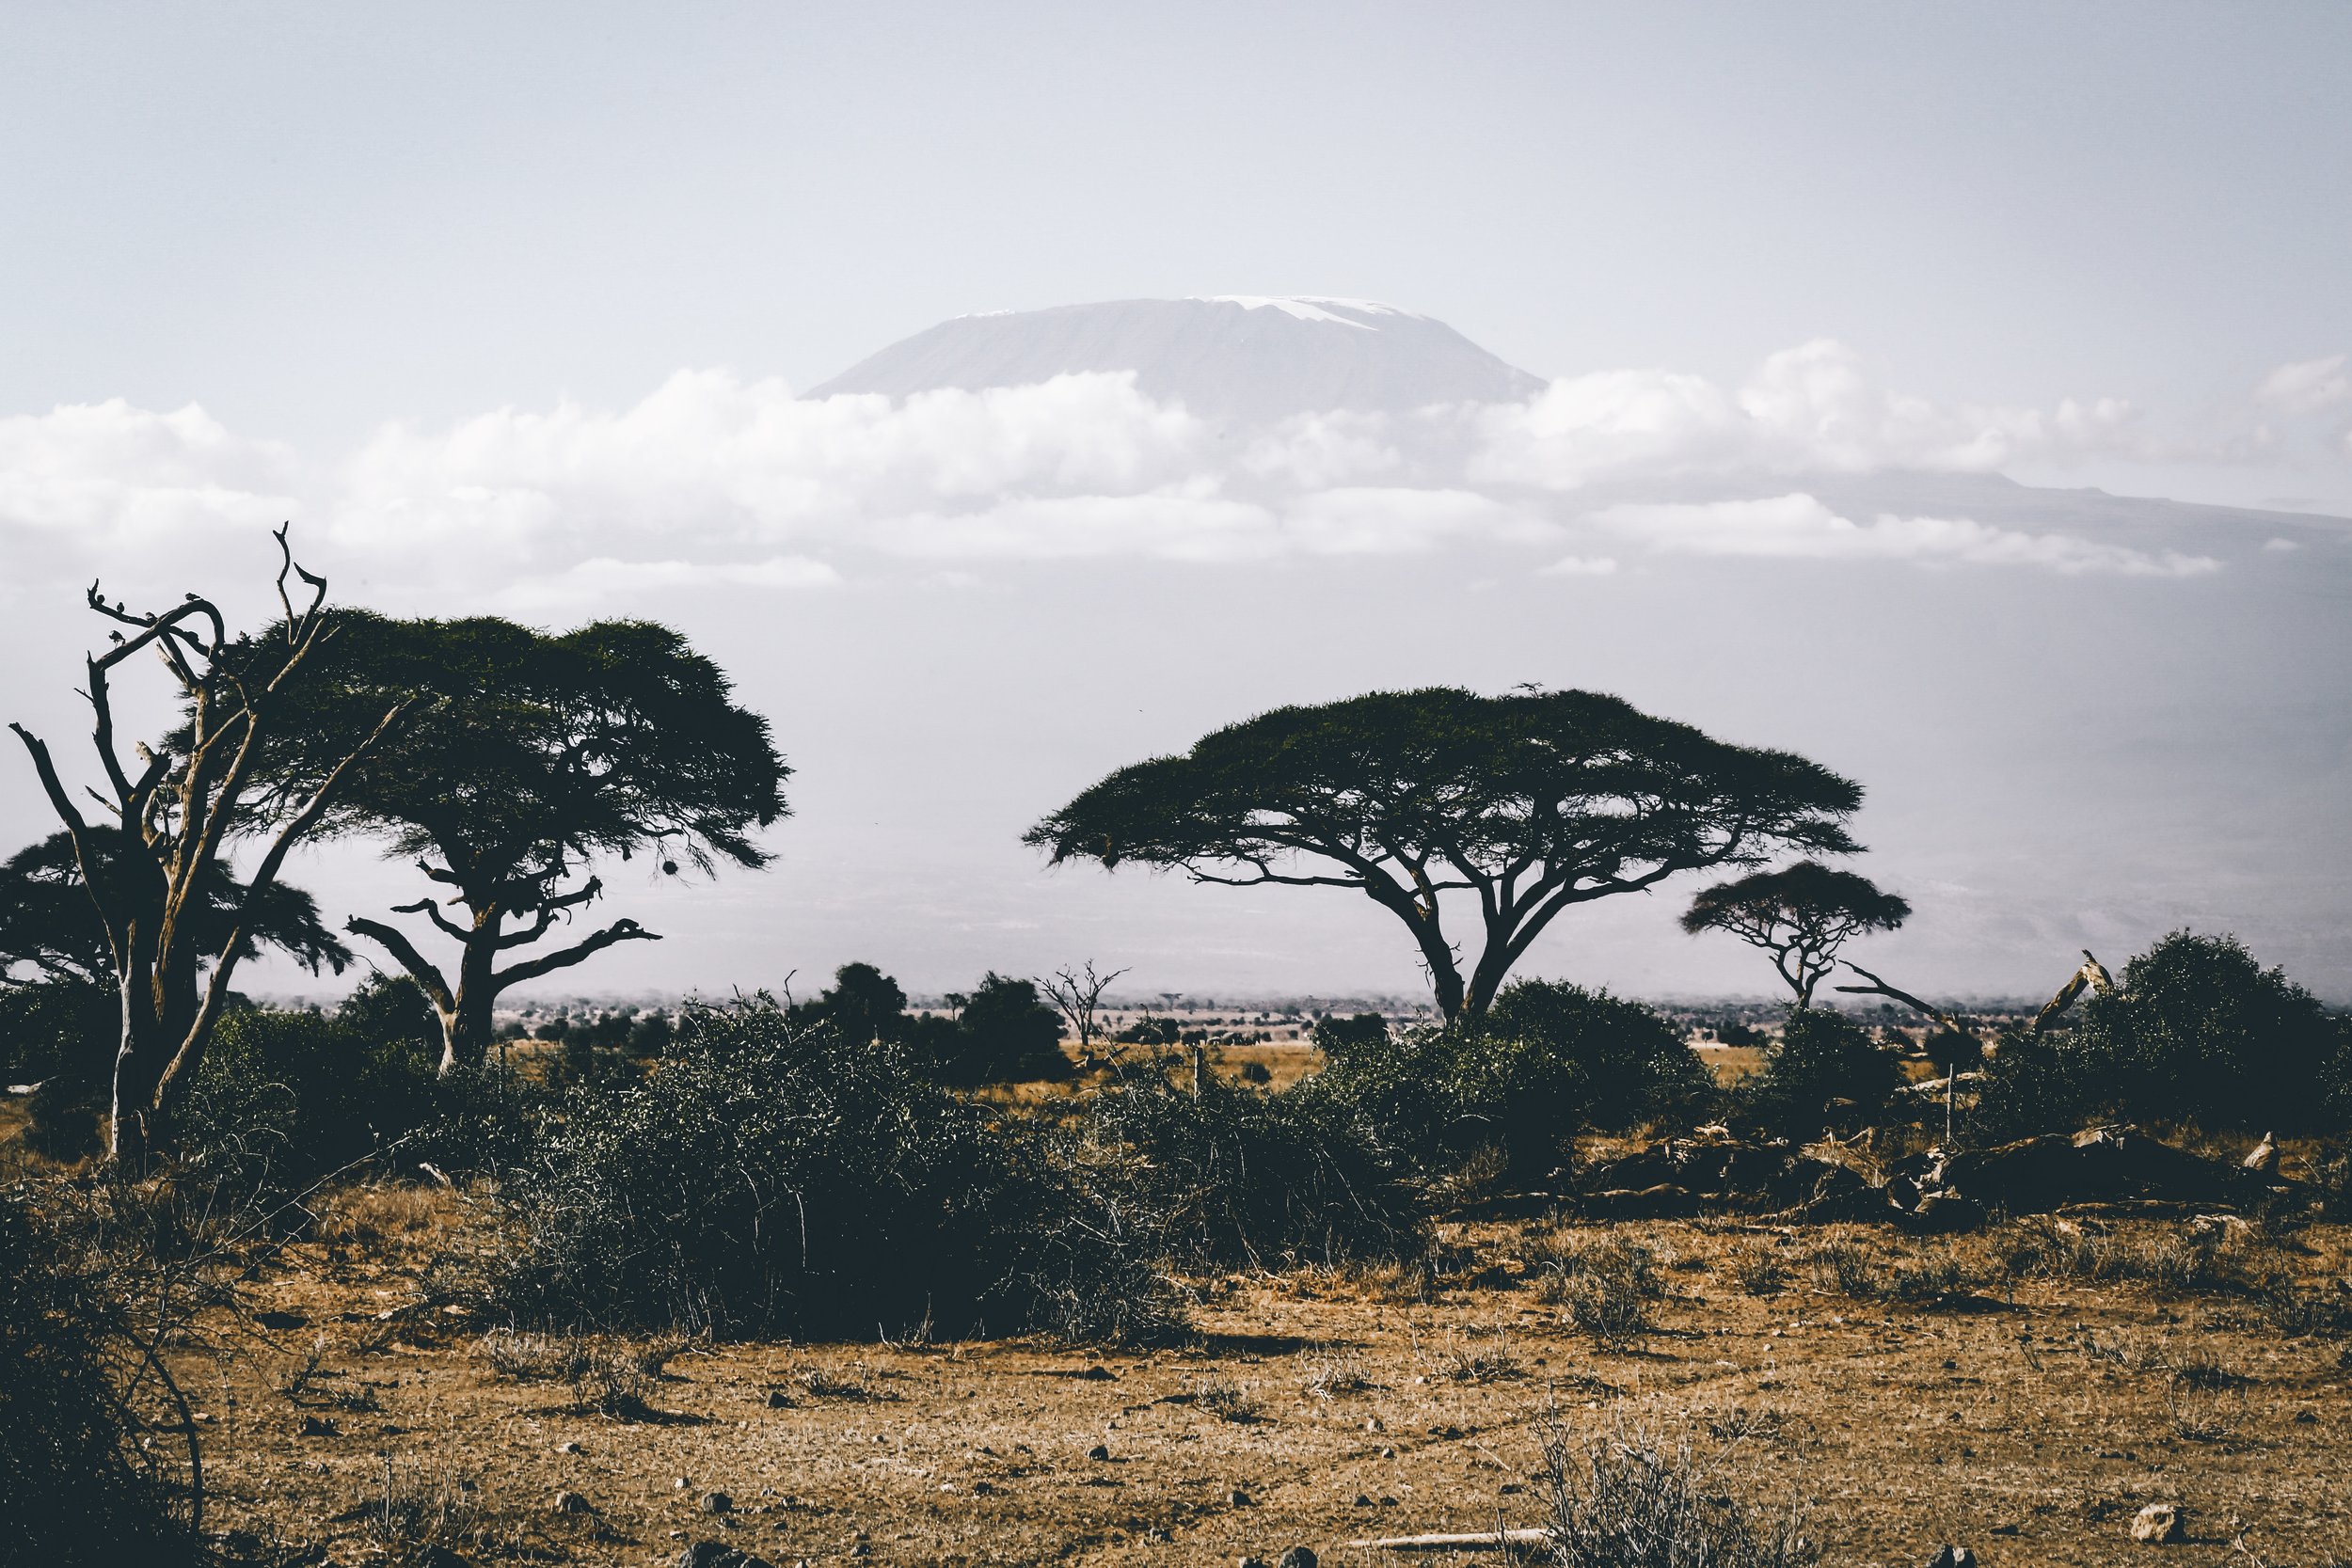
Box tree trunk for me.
[438,927,502,1075]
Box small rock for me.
[2294,1409,2319,1423]
[2130,1502,2185,1544]
[1278,1550,1318,1568]
[1145,1528,1172,1542]
[971,1480,995,1495]
[255,1310,308,1331]
[1363,1417,1384,1433]
[1229,1488,1251,1507]
[554,1441,584,1455]
[1238,1559,1271,1568]
[675,1476,692,1489]
[1378,1446,1395,1459]
[1352,1493,1375,1507]
[551,1489,594,1514]
[1087,1443,1112,1462]
[675,1544,778,1568]
[1921,1548,1978,1568]
[701,1491,734,1513]
[297,1415,338,1438]
[764,1388,794,1408]
[1078,1365,1116,1380]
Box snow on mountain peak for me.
[1198,296,1418,328]
[811,296,1543,423]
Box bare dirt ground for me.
[177,1190,2352,1568]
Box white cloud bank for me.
[5,341,2340,602]
[1590,494,2220,577]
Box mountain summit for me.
[809,296,1547,424]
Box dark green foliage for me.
[1301,987,1708,1179]
[1082,1069,1424,1268]
[0,974,115,1085]
[1485,981,1712,1133]
[1115,1014,1181,1047]
[1747,1008,1903,1139]
[0,1190,187,1567]
[0,830,349,991]
[799,961,910,1045]
[1977,931,2342,1136]
[167,976,530,1190]
[1026,687,1865,1021]
[910,973,1072,1085]
[1311,1013,1390,1053]
[486,996,1172,1341]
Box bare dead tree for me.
[2028,949,2116,1035]
[7,527,409,1163]
[1038,960,1129,1066]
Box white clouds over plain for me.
[3,341,2336,602]
[1590,494,2221,577]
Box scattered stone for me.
[1353,1493,1375,1507]
[1145,1527,1172,1542]
[1278,1549,1318,1568]
[1378,1447,1395,1459]
[555,1441,583,1455]
[1921,1548,1978,1568]
[1363,1417,1384,1433]
[2294,1409,2319,1423]
[551,1489,594,1514]
[2243,1132,2278,1173]
[701,1491,734,1514]
[675,1544,777,1568]
[297,1415,338,1438]
[764,1389,794,1408]
[255,1310,308,1331]
[1238,1558,1271,1568]
[1078,1365,1117,1380]
[2130,1503,2185,1544]
[1229,1488,1251,1507]
[971,1480,995,1495]
[1087,1443,1111,1461]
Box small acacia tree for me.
[8,529,407,1161]
[264,613,789,1073]
[1025,688,1864,1022]
[1680,861,1911,1007]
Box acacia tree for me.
[0,829,350,990]
[268,613,789,1073]
[7,530,408,1161]
[1025,688,1864,1022]
[1679,861,1910,1006]
[1039,960,1129,1064]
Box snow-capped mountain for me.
[809,296,1546,424]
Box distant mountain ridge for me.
[809,295,1548,425]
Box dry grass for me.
[118,1189,2352,1566]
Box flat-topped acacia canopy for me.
[1025,687,1865,1022]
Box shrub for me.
[1980,933,2342,1138]
[173,981,444,1191]
[0,1188,189,1566]
[1747,1008,1902,1138]
[2,976,115,1162]
[1304,1022,1589,1179]
[1485,981,1713,1133]
[1537,1424,1818,1568]
[485,995,1172,1342]
[1082,1068,1424,1269]
[898,972,1073,1085]
[1534,1233,1663,1344]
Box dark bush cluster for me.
[1744,1007,1905,1140]
[0,1187,188,1567]
[792,963,1071,1085]
[1976,931,2350,1139]
[485,995,1171,1342]
[1080,1067,1423,1269]
[1306,981,1708,1177]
